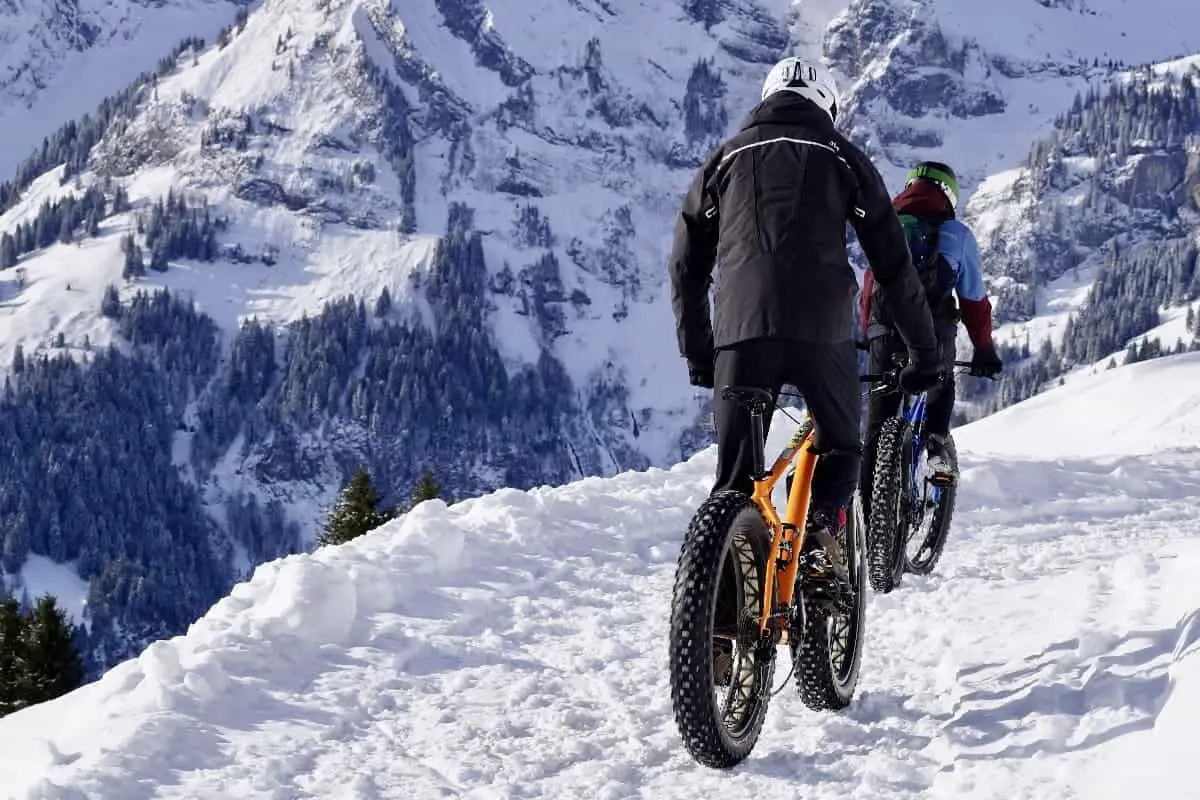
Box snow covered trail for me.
[4,356,1200,799]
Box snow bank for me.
[955,351,1200,459]
[1076,605,1200,800]
[0,454,718,799]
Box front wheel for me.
[791,491,867,710]
[669,490,775,769]
[867,416,913,594]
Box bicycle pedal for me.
[929,473,956,488]
[799,550,832,573]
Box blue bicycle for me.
[861,353,983,593]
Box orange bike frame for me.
[748,415,818,635]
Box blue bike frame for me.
[898,390,941,520]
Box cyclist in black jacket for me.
[667,56,943,590]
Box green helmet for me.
[905,161,959,210]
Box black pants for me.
[863,326,957,452]
[712,338,861,514]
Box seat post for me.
[749,405,766,479]
[719,385,774,481]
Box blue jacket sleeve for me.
[942,220,986,302]
[940,219,995,349]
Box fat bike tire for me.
[669,490,774,769]
[867,416,912,594]
[791,492,867,710]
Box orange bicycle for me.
[669,384,867,769]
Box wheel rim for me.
[711,524,767,738]
[905,467,936,564]
[907,477,952,570]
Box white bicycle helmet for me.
[760,56,841,123]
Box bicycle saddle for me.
[720,385,773,411]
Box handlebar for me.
[859,359,997,395]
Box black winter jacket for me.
[667,93,939,368]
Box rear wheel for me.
[905,435,957,575]
[867,416,912,594]
[791,491,867,710]
[669,490,775,769]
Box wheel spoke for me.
[712,524,769,736]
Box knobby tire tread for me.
[669,490,773,769]
[867,417,910,594]
[792,494,866,711]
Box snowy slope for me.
[5,0,1199,445]
[4,353,1200,798]
[0,0,812,674]
[2,0,1197,397]
[957,350,1200,458]
[1,0,1196,471]
[830,0,1200,353]
[974,68,1200,340]
[0,0,242,178]
[0,0,797,464]
[1078,604,1200,800]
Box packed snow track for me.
[3,355,1200,799]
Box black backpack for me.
[873,213,958,323]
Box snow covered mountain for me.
[0,0,245,179]
[951,57,1200,416]
[0,0,826,670]
[2,0,1200,673]
[0,0,801,669]
[3,351,1200,798]
[817,0,1200,420]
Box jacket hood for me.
[739,91,836,133]
[893,180,955,218]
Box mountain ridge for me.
[2,0,1200,673]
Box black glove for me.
[970,346,1003,378]
[898,357,944,394]
[687,359,714,389]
